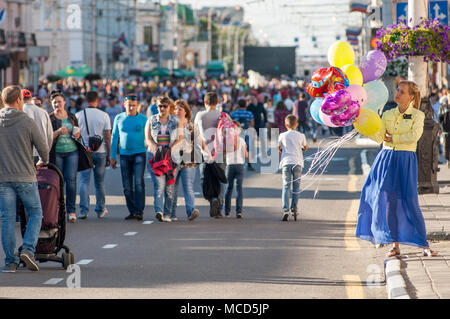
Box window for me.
[143,26,153,48]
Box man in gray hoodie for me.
[0,85,49,273]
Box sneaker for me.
[215,212,223,219]
[155,212,163,222]
[225,212,231,218]
[163,216,172,222]
[210,198,219,217]
[98,208,108,219]
[19,250,39,271]
[291,208,298,221]
[78,213,88,220]
[281,210,289,222]
[1,263,18,273]
[135,214,143,221]
[68,213,76,223]
[125,213,137,220]
[236,213,243,219]
[171,217,178,221]
[188,209,199,221]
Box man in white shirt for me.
[22,90,53,164]
[75,91,111,220]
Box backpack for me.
[212,112,240,160]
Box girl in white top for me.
[224,121,249,218]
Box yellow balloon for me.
[341,64,363,86]
[353,109,382,136]
[327,41,355,68]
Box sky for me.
[160,0,366,56]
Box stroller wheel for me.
[62,253,71,270]
[69,253,75,265]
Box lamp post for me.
[408,0,429,98]
[207,7,213,62]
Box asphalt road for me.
[0,139,387,299]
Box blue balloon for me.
[310,98,325,125]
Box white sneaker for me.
[163,216,172,222]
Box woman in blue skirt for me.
[356,80,437,257]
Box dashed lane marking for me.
[102,244,117,249]
[76,259,93,265]
[43,278,64,285]
[124,232,138,236]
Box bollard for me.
[416,98,440,194]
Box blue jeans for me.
[55,150,79,214]
[0,182,43,265]
[225,164,244,214]
[147,151,158,190]
[171,167,196,218]
[153,173,174,217]
[199,162,225,213]
[79,152,107,217]
[120,153,146,216]
[282,164,302,212]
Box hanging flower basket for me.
[375,18,450,63]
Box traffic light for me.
[370,28,380,49]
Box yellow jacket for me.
[368,104,425,151]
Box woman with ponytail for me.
[356,80,437,257]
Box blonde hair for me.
[398,80,421,109]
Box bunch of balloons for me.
[307,40,389,136]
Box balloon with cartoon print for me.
[307,67,349,98]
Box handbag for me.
[74,138,94,171]
[84,109,103,152]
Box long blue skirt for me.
[355,149,429,248]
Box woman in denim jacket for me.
[145,96,182,222]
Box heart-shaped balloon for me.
[330,101,361,127]
[321,89,352,116]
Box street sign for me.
[396,2,409,23]
[430,1,448,25]
[396,1,448,25]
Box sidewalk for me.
[386,163,450,299]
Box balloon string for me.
[289,129,359,198]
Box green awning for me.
[56,64,92,77]
[173,68,196,78]
[142,67,171,78]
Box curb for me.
[384,258,411,299]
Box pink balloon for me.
[330,101,361,127]
[319,109,339,127]
[321,89,352,116]
[345,84,367,108]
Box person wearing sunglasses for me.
[111,94,148,221]
[145,96,182,222]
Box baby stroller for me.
[18,163,75,269]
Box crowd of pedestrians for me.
[1,73,449,272]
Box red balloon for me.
[307,67,350,98]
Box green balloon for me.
[362,80,389,112]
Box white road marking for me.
[102,244,117,249]
[124,232,138,236]
[142,221,154,225]
[43,278,64,285]
[76,259,93,265]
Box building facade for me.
[0,0,36,87]
[33,0,138,78]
